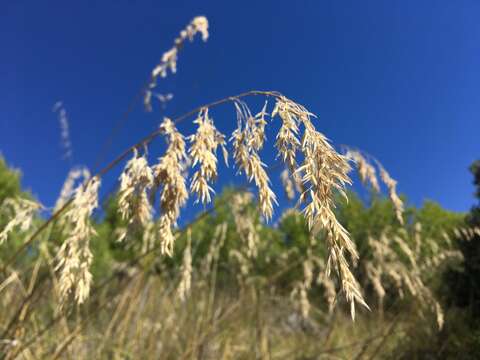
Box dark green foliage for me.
[0,156,24,203]
[0,156,37,262]
[0,155,475,357]
[447,160,480,316]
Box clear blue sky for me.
[1,0,479,215]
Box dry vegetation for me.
[1,15,478,359]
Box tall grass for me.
[0,15,469,359]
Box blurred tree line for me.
[1,155,480,357]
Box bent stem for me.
[0,90,283,273]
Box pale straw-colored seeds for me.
[365,227,453,329]
[231,101,277,220]
[0,198,42,244]
[377,163,404,224]
[45,93,408,318]
[283,107,368,318]
[55,176,101,306]
[2,15,412,321]
[152,118,189,256]
[345,150,380,192]
[345,149,405,224]
[189,108,227,204]
[54,166,90,212]
[145,16,209,111]
[117,148,154,241]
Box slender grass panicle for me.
[54,167,90,212]
[272,97,303,172]
[117,148,154,241]
[317,270,337,314]
[6,16,408,319]
[145,16,209,111]
[345,149,405,224]
[364,225,457,329]
[280,108,368,318]
[152,118,188,255]
[453,225,480,241]
[345,150,380,192]
[55,176,101,306]
[231,101,277,220]
[2,12,470,359]
[377,164,404,224]
[189,108,227,204]
[0,198,42,244]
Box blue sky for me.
[1,0,479,215]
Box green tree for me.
[448,160,480,316]
[0,156,37,261]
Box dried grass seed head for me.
[54,167,90,212]
[117,148,155,241]
[153,118,189,255]
[345,150,380,192]
[0,198,42,244]
[231,101,277,220]
[377,163,404,224]
[189,108,227,204]
[272,98,367,317]
[55,176,101,306]
[146,16,209,110]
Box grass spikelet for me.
[189,108,227,204]
[55,176,101,306]
[0,198,42,244]
[272,97,303,172]
[345,150,380,192]
[344,148,404,224]
[377,163,404,224]
[54,167,90,212]
[145,16,209,111]
[158,215,176,256]
[270,96,369,318]
[231,101,277,220]
[296,113,368,317]
[153,118,188,255]
[117,148,154,241]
